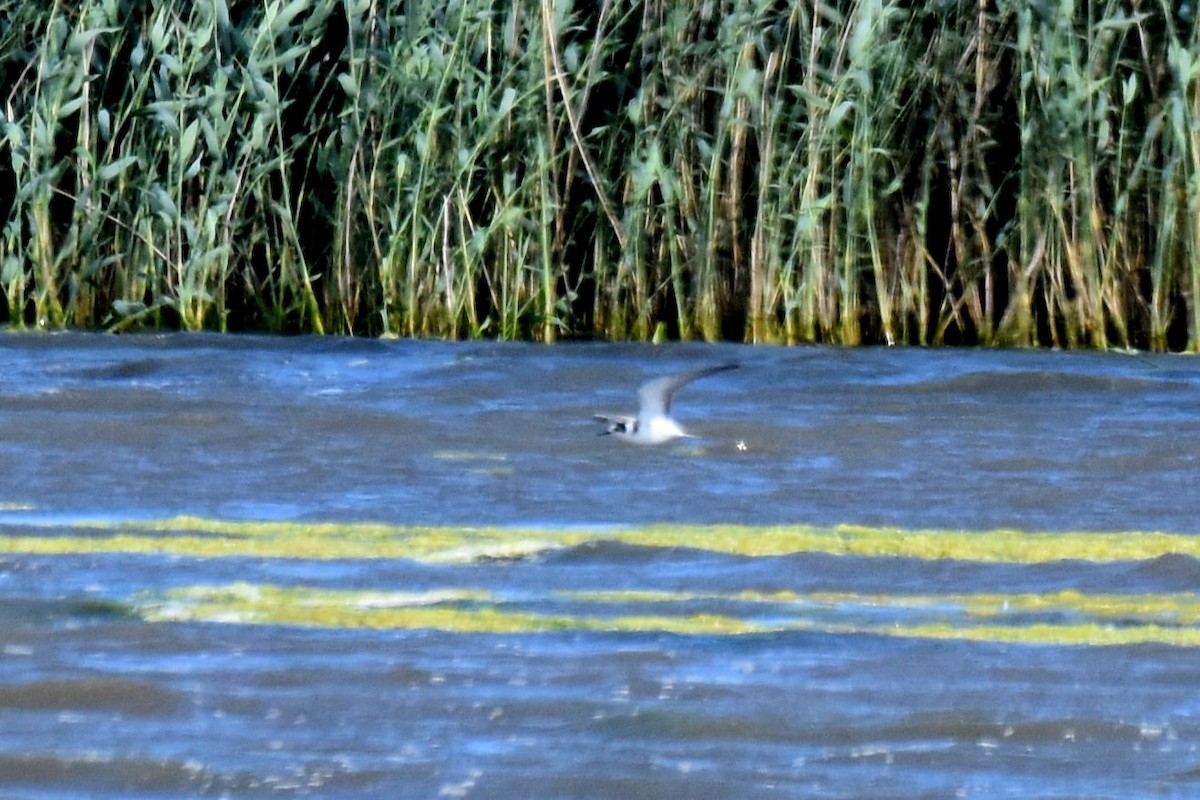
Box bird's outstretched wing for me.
[636,363,739,419]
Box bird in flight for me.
[594,363,739,444]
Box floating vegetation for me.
[135,581,1200,647]
[1,2,1197,347]
[3,515,1200,565]
[8,515,1200,645]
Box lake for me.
[2,333,1200,798]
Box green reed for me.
[0,0,1197,348]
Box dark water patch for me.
[0,751,398,798]
[477,773,760,800]
[594,705,825,745]
[68,597,133,619]
[1000,717,1149,745]
[0,677,182,715]
[1122,553,1200,589]
[0,595,136,638]
[67,357,171,381]
[907,367,1184,397]
[1168,763,1200,782]
[878,709,1002,743]
[546,538,760,571]
[0,753,226,797]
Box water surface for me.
[2,334,1200,798]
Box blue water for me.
[3,334,1200,798]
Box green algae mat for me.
[4,516,1200,646]
[5,515,1200,563]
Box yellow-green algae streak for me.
[8,515,1200,646]
[136,583,1200,647]
[3,515,1200,563]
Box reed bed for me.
[0,0,1197,348]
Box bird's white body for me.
[640,414,690,444]
[594,364,737,445]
